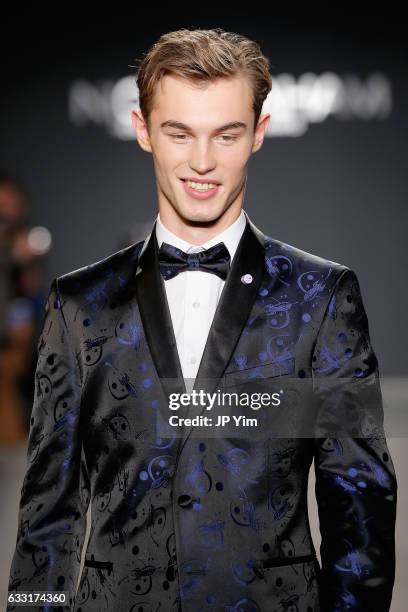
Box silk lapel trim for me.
[135,213,267,455]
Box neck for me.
[158,201,243,246]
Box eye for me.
[218,135,238,143]
[170,133,238,142]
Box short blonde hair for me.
[133,28,273,131]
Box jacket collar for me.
[155,208,247,263]
[135,210,266,444]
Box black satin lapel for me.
[194,215,265,390]
[175,215,266,449]
[135,222,186,400]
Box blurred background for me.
[0,13,406,611]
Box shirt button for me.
[192,301,200,309]
[177,494,193,508]
[190,356,197,364]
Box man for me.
[7,28,397,612]
[0,173,38,443]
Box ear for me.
[252,113,271,153]
[131,109,152,153]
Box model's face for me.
[132,73,270,226]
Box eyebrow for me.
[160,120,247,132]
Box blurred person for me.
[0,173,46,443]
[0,172,28,344]
[6,29,397,612]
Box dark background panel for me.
[1,14,407,374]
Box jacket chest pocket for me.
[259,552,317,569]
[223,357,295,387]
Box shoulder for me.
[264,235,351,280]
[54,239,146,299]
[262,233,356,305]
[263,233,349,277]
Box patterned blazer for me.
[7,213,397,611]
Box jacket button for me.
[177,494,193,508]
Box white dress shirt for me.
[155,209,247,383]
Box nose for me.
[188,140,216,175]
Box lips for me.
[180,178,220,200]
[180,178,221,185]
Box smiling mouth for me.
[180,178,220,191]
[179,178,221,200]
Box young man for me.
[7,28,397,612]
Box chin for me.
[179,202,225,224]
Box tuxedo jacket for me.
[7,213,397,612]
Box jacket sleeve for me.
[7,277,88,612]
[311,268,397,612]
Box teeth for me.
[186,180,217,191]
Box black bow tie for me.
[158,241,231,281]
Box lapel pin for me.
[241,273,253,284]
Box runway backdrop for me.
[1,14,407,376]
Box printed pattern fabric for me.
[6,222,397,612]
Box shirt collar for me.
[155,208,247,262]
